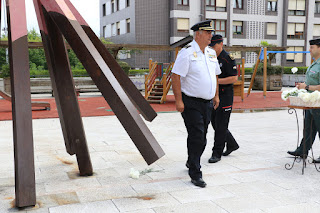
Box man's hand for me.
[296,82,307,90]
[175,99,184,112]
[213,96,220,110]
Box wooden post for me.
[247,48,262,96]
[162,74,167,103]
[149,58,152,70]
[175,47,179,60]
[241,57,245,101]
[145,74,148,99]
[7,0,36,207]
[263,47,267,97]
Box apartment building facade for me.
[100,0,320,68]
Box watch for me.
[305,85,309,91]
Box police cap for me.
[191,20,214,31]
[310,38,320,45]
[209,34,223,46]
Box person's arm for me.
[218,56,238,85]
[213,76,219,109]
[296,82,320,91]
[172,73,184,112]
[218,76,238,85]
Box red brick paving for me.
[0,91,289,121]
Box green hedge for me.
[129,69,149,75]
[283,67,308,74]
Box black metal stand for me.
[285,107,320,174]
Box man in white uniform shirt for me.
[172,20,221,188]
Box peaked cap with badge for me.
[191,20,215,31]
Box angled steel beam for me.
[64,0,157,122]
[7,0,36,207]
[40,0,165,164]
[33,0,92,175]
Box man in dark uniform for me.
[208,34,240,163]
[172,20,221,187]
[287,38,320,161]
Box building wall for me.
[100,0,318,68]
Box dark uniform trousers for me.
[211,85,238,158]
[297,109,320,154]
[181,93,213,180]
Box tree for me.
[259,41,277,65]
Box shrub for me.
[129,69,149,76]
[254,63,284,75]
[283,67,308,74]
[0,64,10,78]
[117,61,130,75]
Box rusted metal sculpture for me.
[5,0,164,207]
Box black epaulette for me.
[184,45,191,49]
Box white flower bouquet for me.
[282,88,320,107]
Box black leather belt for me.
[219,84,233,88]
[182,93,211,103]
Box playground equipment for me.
[248,47,310,97]
[234,58,246,101]
[2,0,164,207]
[145,59,174,104]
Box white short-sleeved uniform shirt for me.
[172,40,221,100]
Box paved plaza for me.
[0,108,320,212]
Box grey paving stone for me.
[112,193,179,212]
[264,202,320,213]
[213,194,282,213]
[169,186,234,203]
[76,185,137,203]
[153,201,228,213]
[131,180,189,195]
[49,200,119,213]
[221,181,285,196]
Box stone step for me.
[147,99,161,103]
[148,96,162,99]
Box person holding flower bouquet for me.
[287,38,320,161]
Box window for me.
[102,4,106,16]
[111,23,115,36]
[288,0,305,16]
[126,0,130,7]
[116,0,119,11]
[313,24,320,37]
[267,0,277,12]
[206,0,227,12]
[116,22,120,35]
[286,46,303,63]
[126,19,131,33]
[233,0,243,9]
[287,23,304,39]
[177,18,189,32]
[213,20,227,37]
[267,23,277,35]
[233,21,243,35]
[111,0,115,13]
[103,26,106,38]
[178,0,189,5]
[316,0,320,14]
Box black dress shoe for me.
[287,150,306,158]
[313,157,320,163]
[186,162,190,168]
[191,178,207,188]
[208,156,221,163]
[223,146,239,156]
